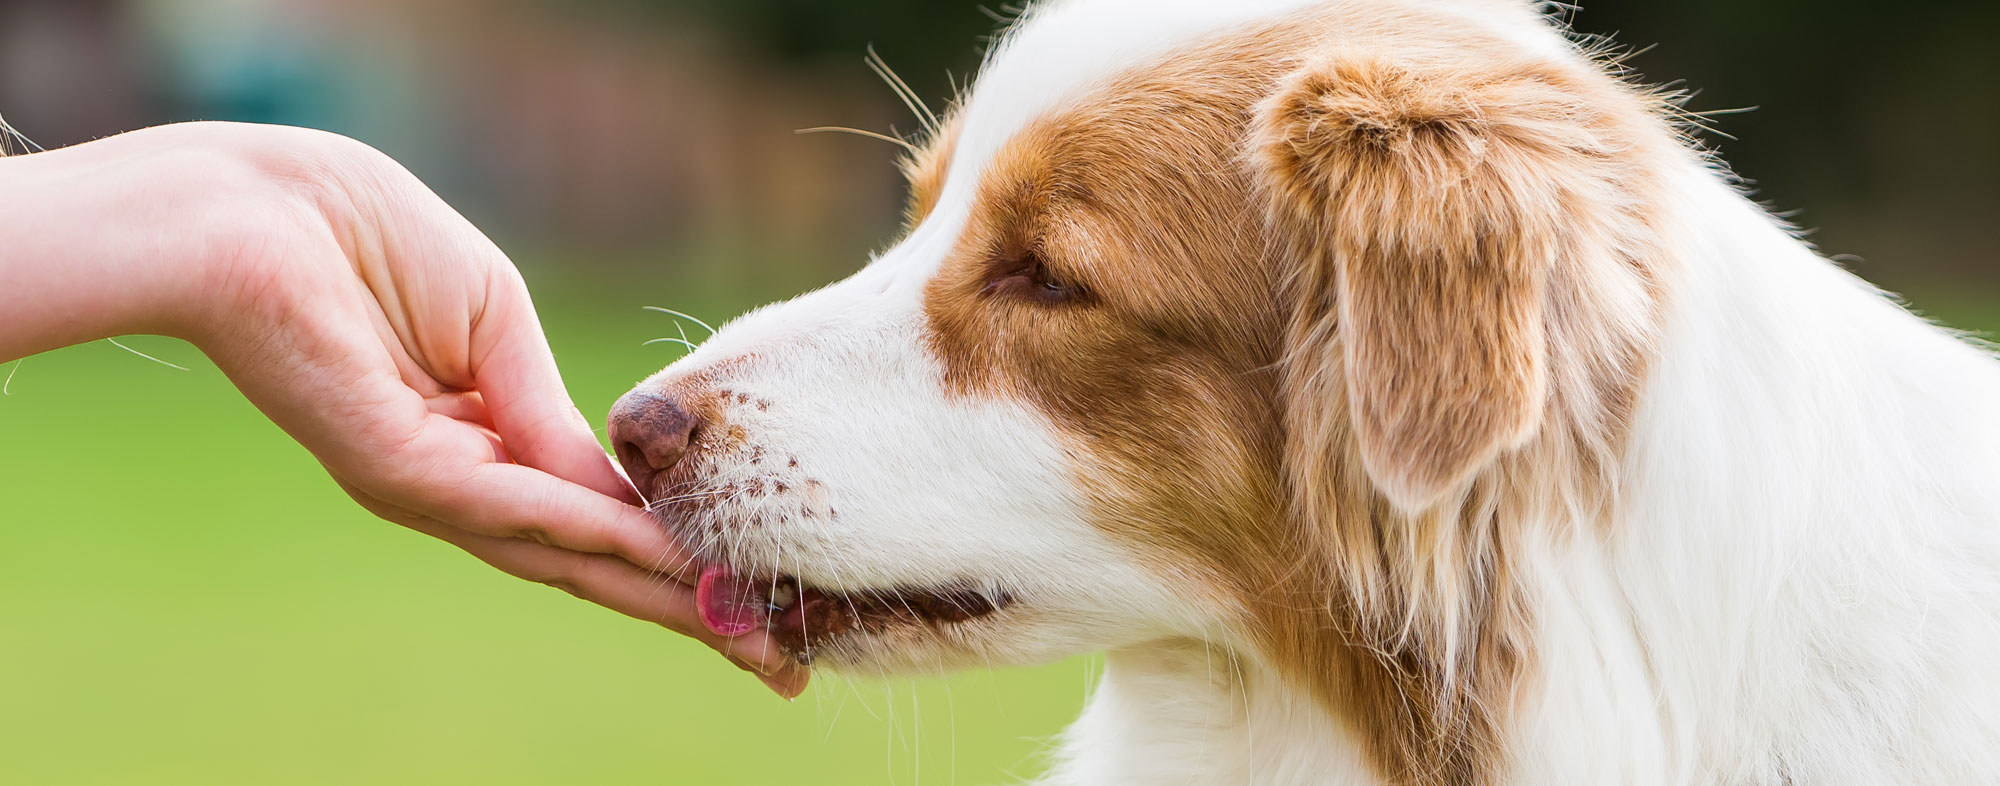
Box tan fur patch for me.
[918,6,1680,784]
[899,119,959,227]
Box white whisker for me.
[641,306,717,336]
[795,126,917,153]
[865,45,939,134]
[106,338,190,371]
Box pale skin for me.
[0,121,807,698]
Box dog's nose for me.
[608,390,703,497]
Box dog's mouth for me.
[694,564,1013,664]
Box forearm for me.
[0,125,314,363]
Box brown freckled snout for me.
[608,390,703,497]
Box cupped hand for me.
[4,122,807,697]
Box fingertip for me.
[543,406,641,503]
[470,299,635,502]
[773,664,811,699]
[564,408,644,502]
[441,462,690,573]
[597,447,647,508]
[613,512,693,578]
[759,671,809,701]
[707,629,798,679]
[730,656,809,700]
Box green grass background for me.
[1,256,1991,785]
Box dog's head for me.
[612,0,1674,767]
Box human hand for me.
[0,122,807,697]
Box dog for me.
[608,1,2000,783]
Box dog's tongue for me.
[695,565,763,637]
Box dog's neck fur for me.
[1044,165,2000,786]
[1048,641,1377,785]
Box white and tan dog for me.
[608,1,2000,783]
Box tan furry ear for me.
[1255,52,1622,514]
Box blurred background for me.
[1,1,1994,784]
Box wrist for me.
[0,123,332,361]
[168,124,377,353]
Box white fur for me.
[1581,169,2000,784]
[632,0,2000,782]
[644,156,1200,674]
[1041,140,2000,786]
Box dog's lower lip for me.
[693,566,1011,663]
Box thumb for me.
[471,267,640,506]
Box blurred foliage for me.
[571,0,999,102]
[543,0,2000,291]
[1577,1,2000,286]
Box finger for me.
[730,656,812,700]
[468,269,640,506]
[336,476,427,522]
[405,410,512,465]
[760,664,812,700]
[408,459,695,580]
[337,481,808,698]
[411,517,803,682]
[426,389,496,430]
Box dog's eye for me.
[981,252,1086,305]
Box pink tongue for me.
[695,565,762,637]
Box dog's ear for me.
[1254,52,1624,514]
